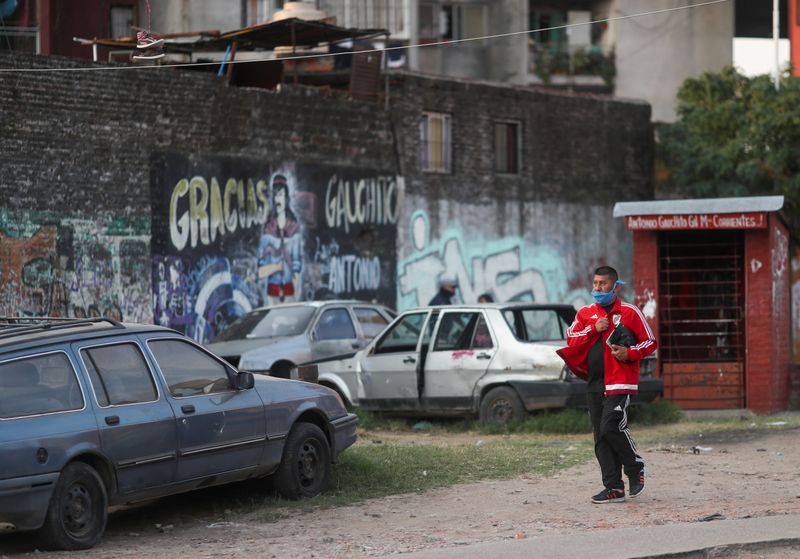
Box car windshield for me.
[214,306,316,341]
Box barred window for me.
[420,111,452,173]
[494,121,520,174]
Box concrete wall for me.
[408,0,528,85]
[613,0,734,123]
[390,73,654,308]
[143,0,244,34]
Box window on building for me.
[419,2,486,41]
[420,111,452,173]
[110,6,134,39]
[494,121,520,174]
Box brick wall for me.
[0,53,396,332]
[1,53,655,338]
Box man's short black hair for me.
[594,266,618,282]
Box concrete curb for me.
[386,514,800,559]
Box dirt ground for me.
[3,425,800,559]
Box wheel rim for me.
[296,437,323,488]
[62,481,94,537]
[490,398,514,424]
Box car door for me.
[145,337,266,482]
[357,311,430,411]
[352,306,391,345]
[422,311,495,412]
[310,307,361,359]
[76,340,178,494]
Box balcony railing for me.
[529,42,615,89]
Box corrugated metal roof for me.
[613,196,784,217]
[84,18,386,53]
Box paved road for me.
[386,514,800,559]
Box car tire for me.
[479,386,526,426]
[39,462,108,550]
[275,422,331,500]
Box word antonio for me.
[170,177,269,251]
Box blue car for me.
[0,317,357,550]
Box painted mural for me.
[397,209,590,310]
[150,152,399,343]
[0,211,151,322]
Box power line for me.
[0,0,730,74]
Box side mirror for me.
[236,371,255,390]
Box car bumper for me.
[330,413,358,461]
[0,471,59,532]
[511,378,664,410]
[509,380,576,411]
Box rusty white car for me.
[297,303,662,424]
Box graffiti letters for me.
[170,177,269,251]
[328,255,381,294]
[324,175,399,233]
[397,210,588,311]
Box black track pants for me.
[587,392,644,491]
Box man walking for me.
[428,274,458,305]
[557,266,657,503]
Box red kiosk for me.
[614,196,789,412]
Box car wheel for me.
[39,462,108,550]
[479,386,525,425]
[275,422,331,500]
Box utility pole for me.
[774,0,781,90]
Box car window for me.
[149,339,233,397]
[374,312,427,354]
[471,316,494,349]
[433,312,481,351]
[505,309,567,341]
[214,306,316,341]
[354,307,389,339]
[315,308,357,340]
[0,353,83,419]
[82,343,158,407]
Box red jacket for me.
[557,297,657,395]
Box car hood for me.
[206,336,295,357]
[237,335,311,371]
[252,373,347,417]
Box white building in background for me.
[141,1,788,123]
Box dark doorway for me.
[658,230,745,408]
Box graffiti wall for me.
[0,211,151,321]
[151,152,399,342]
[397,196,633,311]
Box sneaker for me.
[136,31,164,49]
[591,488,625,504]
[133,47,165,61]
[629,469,645,498]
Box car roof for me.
[250,300,392,312]
[0,318,180,355]
[406,302,577,312]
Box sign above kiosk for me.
[625,212,766,230]
[613,196,784,231]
